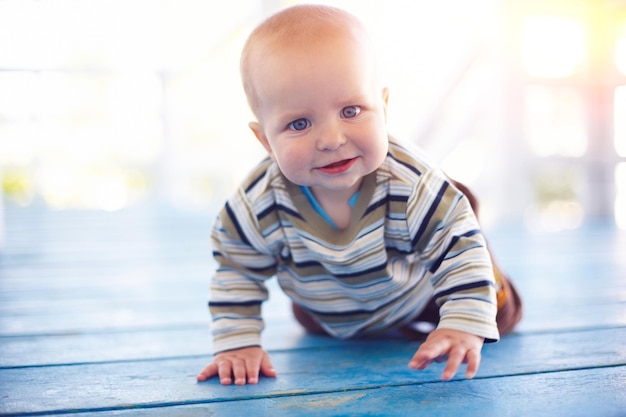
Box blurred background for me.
[1,0,626,239]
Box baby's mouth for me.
[325,159,351,168]
[318,158,357,174]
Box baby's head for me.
[240,5,389,195]
[241,5,381,119]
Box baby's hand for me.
[196,346,277,385]
[408,328,484,381]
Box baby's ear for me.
[249,121,273,156]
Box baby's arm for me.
[408,328,484,381]
[197,346,277,385]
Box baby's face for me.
[249,29,389,198]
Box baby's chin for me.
[303,176,365,194]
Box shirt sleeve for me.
[409,170,500,342]
[209,189,279,354]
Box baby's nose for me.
[316,123,346,151]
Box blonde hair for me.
[240,5,370,119]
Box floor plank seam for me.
[501,324,626,337]
[0,323,211,338]
[472,362,626,382]
[0,354,211,371]
[1,322,623,340]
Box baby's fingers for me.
[196,363,218,382]
[409,340,450,370]
[227,357,248,386]
[259,352,278,379]
[409,329,484,381]
[463,348,481,379]
[441,345,466,381]
[442,346,481,381]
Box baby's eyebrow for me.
[278,110,310,124]
[336,94,371,107]
[281,115,308,127]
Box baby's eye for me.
[341,105,361,119]
[288,118,311,131]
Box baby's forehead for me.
[251,6,367,48]
[267,30,357,58]
[263,21,360,49]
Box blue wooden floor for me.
[1,202,625,416]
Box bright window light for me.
[522,15,586,78]
[616,23,626,76]
[537,200,584,232]
[615,86,626,157]
[524,85,587,157]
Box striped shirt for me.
[209,139,499,353]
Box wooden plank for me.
[516,301,626,332]
[1,276,623,337]
[1,246,625,365]
[0,277,291,336]
[1,255,624,366]
[14,263,622,309]
[0,205,215,269]
[4,258,622,304]
[32,366,626,417]
[2,208,624,338]
[2,299,626,368]
[487,225,626,284]
[1,327,624,416]
[0,321,349,368]
[2,239,624,337]
[2,288,624,337]
[0,297,209,336]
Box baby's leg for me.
[491,261,523,335]
[291,303,329,335]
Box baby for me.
[197,4,522,386]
